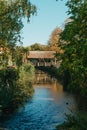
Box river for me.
[0,70,77,130]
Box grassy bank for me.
[56,111,87,130]
[0,63,35,117]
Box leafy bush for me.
[0,67,19,112]
[57,112,87,130]
[17,63,35,100]
[0,63,35,116]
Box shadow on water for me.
[0,70,77,130]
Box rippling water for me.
[0,71,77,130]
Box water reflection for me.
[0,70,77,130]
[34,70,56,84]
[34,70,77,111]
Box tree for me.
[48,27,62,52]
[0,0,36,47]
[0,0,36,66]
[59,0,87,98]
[30,43,47,51]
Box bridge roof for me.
[27,51,55,59]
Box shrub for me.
[56,112,87,130]
[0,63,35,116]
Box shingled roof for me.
[27,51,55,59]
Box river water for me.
[0,71,77,130]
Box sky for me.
[22,0,68,47]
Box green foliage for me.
[0,67,19,112]
[14,46,25,67]
[0,0,36,46]
[0,0,36,70]
[58,0,87,100]
[30,43,47,51]
[0,0,36,113]
[0,63,35,116]
[18,63,35,87]
[55,1,87,130]
[57,112,87,130]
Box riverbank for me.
[0,63,35,118]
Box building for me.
[27,51,57,67]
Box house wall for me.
[27,58,54,67]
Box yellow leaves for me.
[48,27,63,52]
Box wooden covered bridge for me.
[26,51,60,67]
